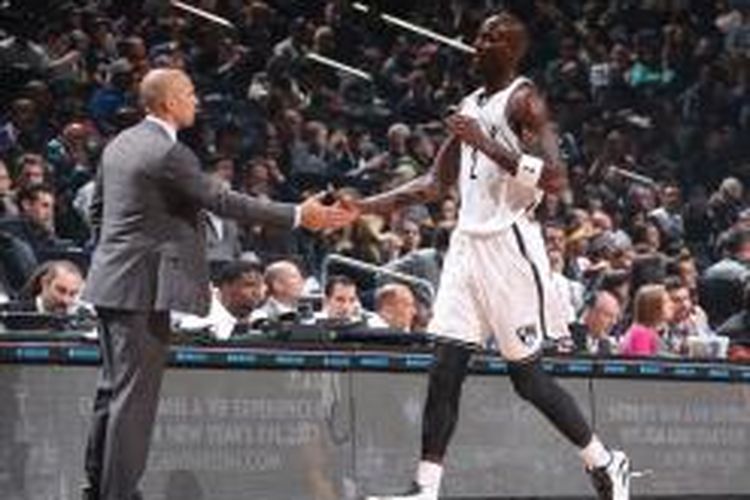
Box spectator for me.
[674,249,700,300]
[87,58,136,132]
[620,284,673,357]
[251,260,305,322]
[290,120,330,190]
[699,227,750,328]
[664,275,712,355]
[351,123,412,187]
[2,183,63,258]
[175,261,266,340]
[707,177,744,235]
[716,282,750,362]
[14,153,49,190]
[571,291,621,356]
[0,97,47,158]
[45,121,96,182]
[2,260,85,315]
[649,184,684,251]
[0,230,37,299]
[204,156,242,273]
[435,196,458,232]
[396,69,438,123]
[545,34,589,102]
[374,283,417,332]
[0,159,16,216]
[317,274,361,322]
[549,248,585,324]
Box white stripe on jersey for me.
[456,77,544,235]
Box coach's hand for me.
[299,192,359,231]
[445,114,485,149]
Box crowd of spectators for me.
[0,0,749,361]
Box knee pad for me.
[508,358,550,403]
[430,342,471,386]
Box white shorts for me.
[428,216,569,361]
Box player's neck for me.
[483,69,519,95]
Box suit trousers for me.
[84,308,170,500]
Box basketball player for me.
[353,12,630,500]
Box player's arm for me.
[446,86,566,194]
[356,136,460,215]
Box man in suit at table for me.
[81,68,357,500]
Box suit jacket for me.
[204,212,242,264]
[84,120,295,316]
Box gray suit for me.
[83,119,294,500]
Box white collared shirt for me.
[146,115,178,143]
[172,289,243,340]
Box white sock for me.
[415,460,443,491]
[579,435,612,469]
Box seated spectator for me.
[435,196,458,232]
[674,249,700,301]
[717,282,750,362]
[0,230,37,298]
[549,248,585,324]
[1,183,64,259]
[250,260,305,323]
[174,261,266,340]
[204,156,242,275]
[383,218,442,291]
[699,227,750,328]
[316,274,363,323]
[14,153,49,190]
[0,159,17,216]
[620,284,672,357]
[599,269,633,338]
[87,58,136,132]
[571,291,621,356]
[373,283,417,332]
[649,184,684,251]
[630,251,668,291]
[664,276,712,356]
[0,98,47,159]
[2,260,85,315]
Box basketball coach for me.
[81,68,357,500]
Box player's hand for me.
[445,114,485,149]
[299,192,359,231]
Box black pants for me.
[84,308,170,500]
[421,343,592,461]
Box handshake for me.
[297,191,362,231]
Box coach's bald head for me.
[139,68,197,129]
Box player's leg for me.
[507,357,629,499]
[365,342,472,500]
[365,236,486,500]
[483,220,630,499]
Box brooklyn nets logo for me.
[515,324,539,348]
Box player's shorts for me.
[428,216,569,361]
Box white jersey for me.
[456,77,543,235]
